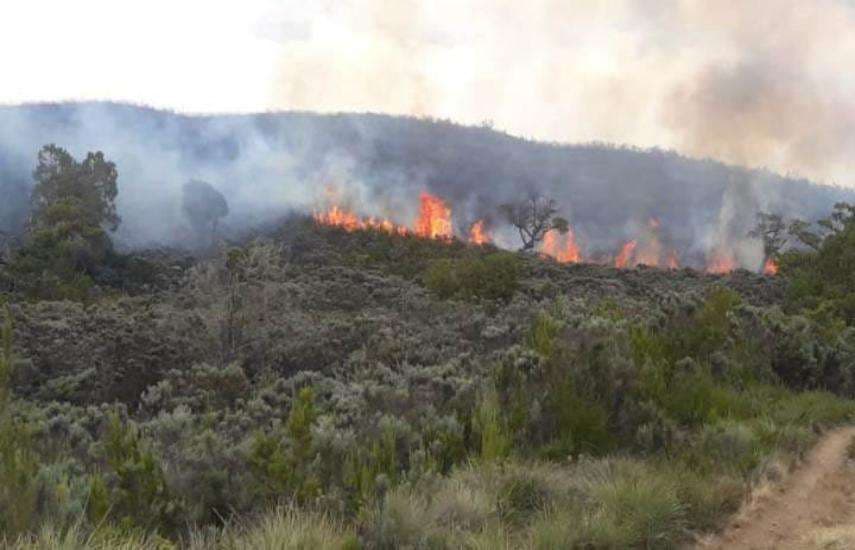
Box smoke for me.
[0,102,851,271]
[269,0,855,187]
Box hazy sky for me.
[3,0,855,185]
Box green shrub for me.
[249,387,321,504]
[424,252,520,302]
[526,312,563,359]
[474,389,511,462]
[0,308,40,538]
[102,413,177,532]
[424,259,458,300]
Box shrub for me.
[0,308,40,538]
[424,252,520,302]
[248,387,320,504]
[474,389,511,462]
[101,413,177,532]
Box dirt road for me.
[698,426,855,550]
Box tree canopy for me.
[181,180,228,244]
[500,196,569,251]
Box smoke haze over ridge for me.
[3,1,855,186]
[0,102,852,272]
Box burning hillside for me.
[313,189,778,275]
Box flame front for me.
[615,240,637,268]
[763,257,779,276]
[314,206,409,235]
[541,228,581,263]
[416,192,453,239]
[666,249,680,269]
[706,249,736,274]
[313,193,773,275]
[314,206,361,232]
[469,220,491,245]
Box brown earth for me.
[698,426,855,550]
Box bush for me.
[101,414,177,532]
[424,252,520,302]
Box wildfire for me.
[541,228,581,263]
[314,206,361,232]
[666,249,680,270]
[763,257,779,276]
[615,240,637,269]
[469,220,491,245]
[314,206,409,235]
[706,249,737,274]
[313,193,774,275]
[416,192,453,239]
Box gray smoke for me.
[0,102,851,270]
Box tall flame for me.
[706,248,736,274]
[314,206,409,235]
[634,217,663,267]
[666,249,680,269]
[469,220,491,245]
[416,192,453,239]
[314,206,362,232]
[763,257,779,276]
[615,240,637,268]
[542,228,581,263]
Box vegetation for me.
[181,179,229,247]
[2,146,855,547]
[5,145,120,299]
[500,195,569,251]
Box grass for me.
[11,508,358,550]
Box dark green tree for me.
[9,145,120,298]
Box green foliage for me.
[249,387,321,504]
[102,414,176,532]
[424,252,521,302]
[8,145,121,299]
[526,311,563,358]
[474,389,511,462]
[780,202,855,326]
[0,308,40,539]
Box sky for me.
[3,0,855,186]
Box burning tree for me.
[500,196,569,251]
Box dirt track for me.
[698,427,855,550]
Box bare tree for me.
[500,196,569,251]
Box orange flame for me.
[416,192,453,239]
[469,220,491,245]
[706,249,736,274]
[615,240,637,269]
[314,206,409,235]
[633,217,663,267]
[763,257,779,276]
[313,206,362,232]
[666,249,680,270]
[542,228,581,263]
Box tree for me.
[500,196,569,251]
[787,219,822,251]
[7,145,121,298]
[786,203,855,252]
[748,212,787,258]
[31,144,120,232]
[182,180,228,245]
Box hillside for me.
[1,102,853,269]
[4,219,855,548]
